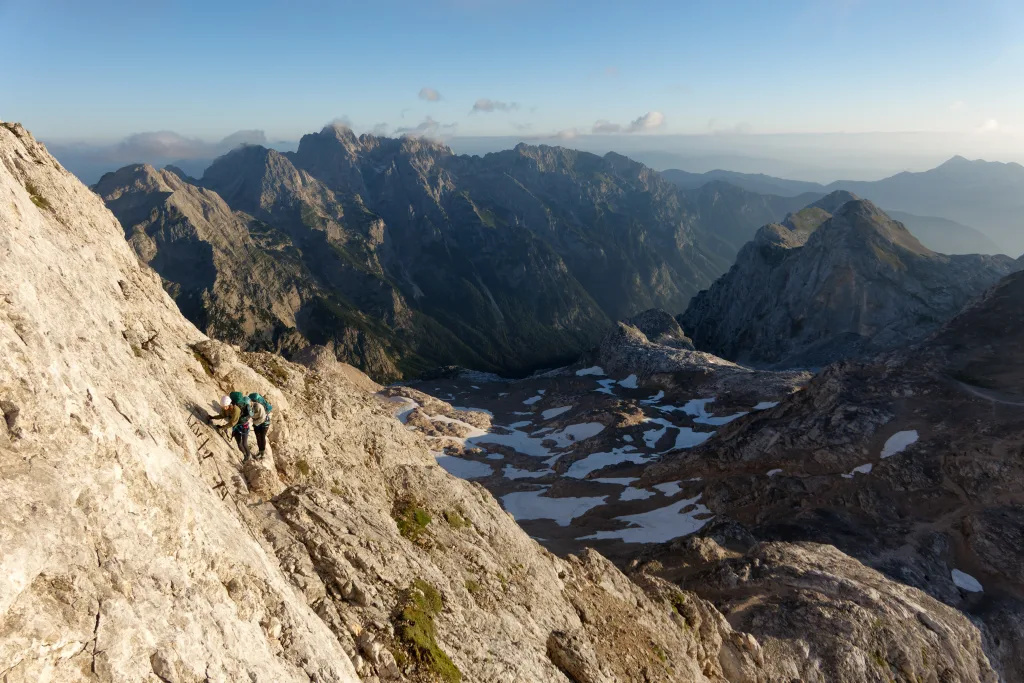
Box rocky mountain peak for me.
[752,222,807,249]
[816,197,932,256]
[94,162,175,198]
[937,154,974,169]
[624,309,695,350]
[682,197,1019,367]
[808,189,859,213]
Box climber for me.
[210,393,253,460]
[248,392,273,460]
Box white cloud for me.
[45,129,273,184]
[628,111,665,132]
[472,98,519,113]
[526,128,579,141]
[975,118,1000,133]
[591,111,666,135]
[592,120,621,134]
[418,87,442,102]
[369,123,390,136]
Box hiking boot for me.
[255,451,265,460]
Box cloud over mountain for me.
[591,111,665,134]
[471,98,519,113]
[395,116,458,138]
[46,129,278,184]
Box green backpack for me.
[249,393,273,414]
[229,391,252,417]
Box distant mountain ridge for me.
[662,157,1024,255]
[680,194,1020,368]
[100,125,752,380]
[661,168,826,197]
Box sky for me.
[2,0,1024,180]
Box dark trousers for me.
[254,423,269,453]
[233,427,250,458]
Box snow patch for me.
[766,469,783,477]
[467,422,605,459]
[503,465,552,480]
[435,455,493,479]
[542,406,573,420]
[618,374,638,389]
[501,489,608,526]
[593,477,638,486]
[385,396,420,424]
[522,395,543,406]
[653,481,682,497]
[641,390,664,404]
[753,401,779,410]
[594,379,617,395]
[671,428,712,450]
[582,495,712,543]
[841,463,873,479]
[881,430,918,459]
[565,447,646,479]
[951,569,983,593]
[642,417,712,451]
[576,366,605,376]
[619,487,655,501]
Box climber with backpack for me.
[248,392,273,460]
[211,392,253,461]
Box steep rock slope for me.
[681,196,1018,367]
[97,160,418,381]
[93,163,315,349]
[639,267,1024,680]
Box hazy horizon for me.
[5,0,1024,183]
[35,126,1024,186]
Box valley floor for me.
[384,367,784,563]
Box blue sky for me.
[2,0,1022,143]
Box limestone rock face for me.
[95,161,407,382]
[643,541,998,683]
[681,195,1019,368]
